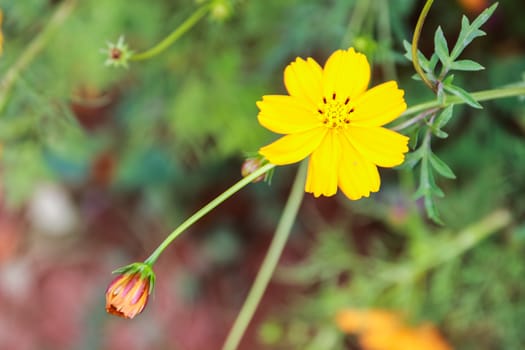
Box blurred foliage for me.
[0,0,525,349]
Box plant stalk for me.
[131,4,211,61]
[144,163,275,265]
[404,85,525,116]
[221,161,307,350]
[411,0,436,92]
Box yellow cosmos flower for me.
[258,48,409,200]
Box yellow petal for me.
[257,95,320,134]
[345,126,409,167]
[259,127,327,165]
[322,48,370,102]
[305,131,340,197]
[284,57,323,107]
[350,81,407,127]
[338,135,380,200]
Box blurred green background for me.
[0,0,524,349]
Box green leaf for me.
[430,152,456,179]
[424,194,444,225]
[431,183,445,198]
[402,40,413,61]
[443,83,483,109]
[413,185,426,200]
[449,59,485,71]
[409,127,421,150]
[435,105,454,129]
[450,3,498,60]
[434,26,450,67]
[414,158,444,224]
[403,148,424,169]
[414,156,432,198]
[442,74,454,85]
[433,129,448,139]
[403,40,432,73]
[429,53,439,72]
[412,142,448,224]
[470,2,498,32]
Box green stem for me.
[412,209,510,282]
[144,162,276,265]
[221,161,307,350]
[0,0,76,113]
[392,107,439,131]
[411,0,435,92]
[424,209,511,271]
[378,209,511,289]
[396,85,525,128]
[130,4,211,61]
[341,0,370,46]
[377,0,397,81]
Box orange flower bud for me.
[105,263,155,319]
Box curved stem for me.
[0,0,76,113]
[144,162,276,265]
[221,161,307,350]
[130,4,211,61]
[411,0,435,92]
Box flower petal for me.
[350,81,407,127]
[322,48,370,101]
[338,135,380,200]
[345,126,409,167]
[259,127,327,165]
[305,131,340,197]
[284,57,323,107]
[257,95,321,134]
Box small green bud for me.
[210,0,233,22]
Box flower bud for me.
[102,36,133,69]
[105,262,155,319]
[241,157,266,183]
[210,0,233,22]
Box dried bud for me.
[102,36,133,69]
[105,262,155,319]
[241,157,266,183]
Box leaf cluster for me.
[402,3,498,223]
[404,3,497,108]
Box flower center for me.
[317,93,355,129]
